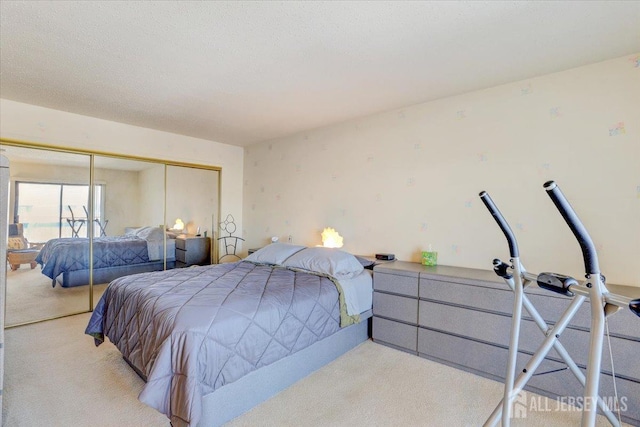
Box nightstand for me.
[175,235,211,267]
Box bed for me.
[85,243,374,427]
[36,226,176,288]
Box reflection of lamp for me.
[172,218,185,231]
[321,227,343,248]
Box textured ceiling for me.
[1,1,639,147]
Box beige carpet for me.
[2,313,628,427]
[5,266,107,326]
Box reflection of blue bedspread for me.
[36,236,149,282]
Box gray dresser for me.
[372,261,640,425]
[175,235,211,267]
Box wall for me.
[137,164,165,228]
[166,166,219,236]
[0,99,244,249]
[94,167,140,235]
[243,54,640,286]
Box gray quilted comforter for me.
[85,261,346,426]
[36,236,149,283]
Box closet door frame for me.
[0,138,221,327]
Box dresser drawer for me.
[419,300,554,355]
[525,292,581,326]
[174,236,210,266]
[418,328,564,383]
[598,375,640,425]
[560,327,640,380]
[420,278,513,312]
[175,238,187,250]
[373,317,417,352]
[374,271,418,297]
[419,278,575,321]
[374,292,418,324]
[419,300,512,345]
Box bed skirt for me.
[195,310,372,427]
[58,260,176,287]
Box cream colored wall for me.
[137,164,165,229]
[94,167,139,236]
[0,99,244,247]
[166,166,218,236]
[243,54,640,286]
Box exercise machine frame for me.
[479,180,640,427]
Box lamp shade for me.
[173,218,185,231]
[321,227,343,248]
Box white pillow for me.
[135,226,164,242]
[282,247,364,280]
[124,227,140,237]
[245,243,306,265]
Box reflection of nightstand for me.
[176,235,211,267]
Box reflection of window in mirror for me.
[14,182,105,239]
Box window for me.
[14,182,105,242]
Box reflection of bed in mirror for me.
[36,226,176,288]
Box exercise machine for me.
[479,180,640,427]
[66,205,109,237]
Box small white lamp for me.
[321,227,343,248]
[172,218,185,232]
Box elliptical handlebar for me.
[479,191,519,258]
[543,181,600,276]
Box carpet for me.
[4,267,107,326]
[2,314,628,426]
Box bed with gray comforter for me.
[86,247,369,426]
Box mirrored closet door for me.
[166,165,219,267]
[90,156,167,308]
[1,140,222,327]
[2,145,91,326]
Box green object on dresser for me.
[421,251,437,266]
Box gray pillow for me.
[282,247,364,279]
[245,243,306,265]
